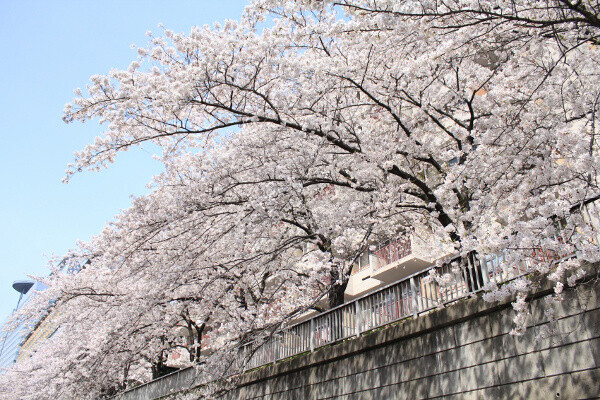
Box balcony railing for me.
[372,236,412,271]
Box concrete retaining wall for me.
[218,276,600,399]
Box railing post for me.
[410,277,419,317]
[478,255,489,286]
[355,300,361,337]
[369,250,377,271]
[310,318,315,352]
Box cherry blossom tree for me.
[1,1,599,398]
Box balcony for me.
[345,234,454,300]
[370,236,433,282]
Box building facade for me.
[0,281,46,371]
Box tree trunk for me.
[151,358,177,379]
[328,267,349,308]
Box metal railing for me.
[241,252,515,370]
[112,366,198,400]
[372,236,412,271]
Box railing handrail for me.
[108,366,194,398]
[278,260,436,330]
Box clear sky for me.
[0,0,249,324]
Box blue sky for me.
[0,0,249,323]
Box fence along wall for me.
[241,251,533,370]
[220,271,600,400]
